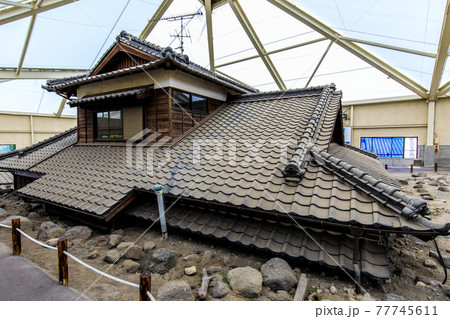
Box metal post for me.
[154,184,168,239]
[57,238,69,286]
[11,218,21,256]
[139,272,152,301]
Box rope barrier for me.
[146,290,156,301]
[63,251,139,289]
[2,219,153,300]
[16,228,57,251]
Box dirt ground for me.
[0,167,449,301]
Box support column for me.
[424,101,436,166]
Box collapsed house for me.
[1,31,449,283]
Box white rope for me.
[146,291,156,301]
[63,251,139,289]
[16,228,58,251]
[0,223,12,229]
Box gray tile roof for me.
[127,201,390,280]
[44,31,258,95]
[0,172,13,185]
[0,128,77,171]
[67,87,152,107]
[16,86,447,235]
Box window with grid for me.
[95,110,123,140]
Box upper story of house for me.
[43,31,258,144]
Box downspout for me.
[30,115,34,144]
[154,184,168,239]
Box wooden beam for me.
[429,0,450,101]
[139,0,173,39]
[266,0,428,98]
[438,79,450,97]
[293,273,308,301]
[104,191,137,222]
[228,0,286,90]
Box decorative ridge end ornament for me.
[282,84,336,180]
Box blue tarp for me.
[360,137,404,158]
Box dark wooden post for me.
[139,272,152,301]
[384,164,388,170]
[435,163,438,173]
[11,218,21,256]
[57,238,69,286]
[410,164,413,174]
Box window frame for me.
[93,109,124,141]
[360,136,418,159]
[172,89,208,115]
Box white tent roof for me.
[0,0,448,115]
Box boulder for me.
[227,266,263,298]
[141,248,175,274]
[429,251,450,268]
[123,259,140,273]
[212,281,230,298]
[201,250,214,264]
[108,234,123,248]
[330,286,338,294]
[157,281,194,301]
[382,293,407,301]
[438,186,449,192]
[207,266,223,275]
[104,249,120,264]
[401,267,416,280]
[117,242,133,253]
[184,266,197,276]
[124,245,143,261]
[442,285,450,297]
[1,215,33,232]
[45,238,59,247]
[0,207,8,219]
[423,258,437,269]
[260,257,296,291]
[143,241,156,252]
[63,226,92,240]
[267,290,291,301]
[88,250,99,259]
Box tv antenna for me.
[151,12,203,54]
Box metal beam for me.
[429,0,450,101]
[0,1,32,9]
[438,80,450,97]
[340,36,436,58]
[305,41,333,88]
[228,0,286,90]
[216,37,326,68]
[266,0,428,98]
[139,0,173,39]
[205,0,215,71]
[54,97,66,117]
[0,0,76,26]
[0,67,88,79]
